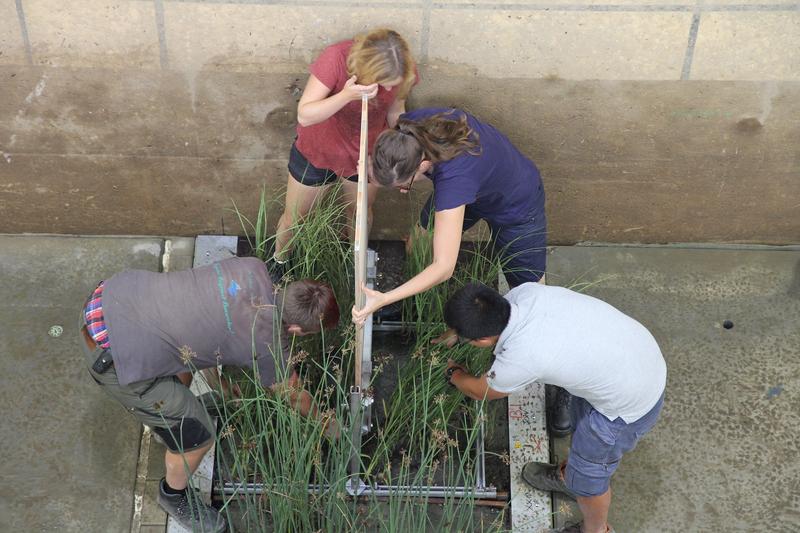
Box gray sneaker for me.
[545,523,617,533]
[157,478,226,533]
[520,462,578,500]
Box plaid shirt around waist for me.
[84,282,110,349]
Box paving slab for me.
[0,235,165,532]
[547,244,800,532]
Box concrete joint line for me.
[131,426,152,533]
[703,3,800,10]
[5,151,287,162]
[155,0,169,69]
[431,2,691,10]
[161,0,424,7]
[152,0,799,10]
[421,0,432,62]
[15,0,33,65]
[681,11,701,81]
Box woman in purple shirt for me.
[352,107,547,323]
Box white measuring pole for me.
[348,94,370,495]
[353,93,369,388]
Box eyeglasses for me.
[397,171,417,193]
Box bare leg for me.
[576,489,611,533]
[164,440,213,490]
[340,178,378,242]
[176,372,193,387]
[559,461,611,533]
[274,175,328,260]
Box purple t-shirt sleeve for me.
[432,157,480,212]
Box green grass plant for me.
[218,187,514,531]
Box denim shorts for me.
[288,142,357,186]
[419,193,547,287]
[565,392,665,497]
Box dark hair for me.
[371,110,481,186]
[280,280,340,332]
[444,283,511,340]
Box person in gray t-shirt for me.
[438,282,666,533]
[81,257,340,532]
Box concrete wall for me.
[1,0,798,244]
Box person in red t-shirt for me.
[273,29,419,264]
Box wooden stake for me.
[353,94,369,389]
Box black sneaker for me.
[157,478,226,533]
[520,462,578,500]
[548,386,573,437]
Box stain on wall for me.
[1,66,798,243]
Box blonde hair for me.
[347,29,416,99]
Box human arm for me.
[296,74,378,127]
[351,205,466,324]
[431,327,458,348]
[386,98,406,128]
[445,359,509,401]
[271,370,339,438]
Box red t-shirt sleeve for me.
[309,41,350,91]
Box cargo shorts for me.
[80,313,215,453]
[565,392,665,497]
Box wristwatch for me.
[445,366,460,386]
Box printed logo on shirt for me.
[228,280,241,298]
[213,264,234,333]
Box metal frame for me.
[211,95,499,503]
[211,248,498,501]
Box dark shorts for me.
[288,142,358,186]
[565,392,665,497]
[80,312,215,453]
[419,194,547,287]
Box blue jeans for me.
[565,392,665,497]
[419,194,547,287]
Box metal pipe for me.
[359,249,377,435]
[348,386,363,493]
[475,401,487,491]
[218,482,498,500]
[371,320,406,332]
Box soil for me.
[228,237,512,526]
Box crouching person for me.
[440,282,666,533]
[79,257,339,532]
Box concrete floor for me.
[547,245,800,532]
[0,235,197,532]
[1,236,798,532]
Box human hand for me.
[351,284,388,326]
[322,412,341,440]
[342,75,378,101]
[431,328,459,348]
[446,358,468,374]
[444,358,468,384]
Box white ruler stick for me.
[353,94,369,389]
